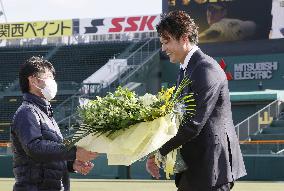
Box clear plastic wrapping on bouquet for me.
[173,149,188,173]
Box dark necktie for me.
[177,67,185,87]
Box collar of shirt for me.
[180,45,199,70]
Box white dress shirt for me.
[180,45,199,70]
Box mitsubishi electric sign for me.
[234,62,278,80]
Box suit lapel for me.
[184,49,203,79]
[176,49,204,97]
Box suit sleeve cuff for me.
[66,146,77,161]
[159,148,167,157]
[67,160,75,172]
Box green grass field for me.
[1,179,284,191]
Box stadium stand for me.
[0,46,51,91]
[0,41,131,91]
[0,40,141,141]
[49,41,132,83]
[240,105,284,155]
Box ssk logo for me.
[80,15,160,35]
[85,19,104,33]
[109,16,157,32]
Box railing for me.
[275,148,284,155]
[108,38,160,88]
[53,94,80,122]
[235,100,283,141]
[0,142,11,155]
[0,142,10,147]
[71,38,161,96]
[240,140,284,155]
[53,83,103,122]
[126,38,160,65]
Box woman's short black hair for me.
[156,10,199,44]
[19,56,55,93]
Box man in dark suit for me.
[146,11,246,191]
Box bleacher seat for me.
[250,134,284,141]
[241,113,284,155]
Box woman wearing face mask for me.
[11,56,98,191]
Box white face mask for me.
[34,78,58,101]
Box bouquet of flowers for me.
[65,78,195,178]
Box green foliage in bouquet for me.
[65,77,195,148]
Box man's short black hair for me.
[156,10,199,44]
[19,56,55,93]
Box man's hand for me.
[73,160,94,175]
[76,147,98,162]
[146,155,160,179]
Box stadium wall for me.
[2,154,284,181]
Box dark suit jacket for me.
[159,49,246,189]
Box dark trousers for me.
[177,133,235,191]
[177,173,234,191]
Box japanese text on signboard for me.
[0,20,72,39]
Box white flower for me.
[139,93,158,107]
[79,98,90,107]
